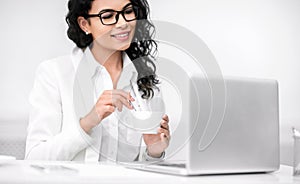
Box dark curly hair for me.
[66,0,159,99]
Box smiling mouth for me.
[113,33,129,38]
[111,32,131,40]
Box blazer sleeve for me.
[25,61,93,161]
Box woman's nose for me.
[115,14,128,28]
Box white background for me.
[0,0,299,165]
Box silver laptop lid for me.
[184,76,280,174]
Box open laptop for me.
[123,76,280,176]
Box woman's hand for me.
[143,114,170,158]
[80,90,134,133]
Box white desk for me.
[0,160,299,184]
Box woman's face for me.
[80,0,137,52]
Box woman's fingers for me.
[94,90,134,121]
[160,121,169,130]
[157,127,170,139]
[159,114,170,140]
[162,114,169,121]
[160,133,170,146]
[100,90,134,111]
[160,115,169,130]
[113,90,135,109]
[110,90,134,101]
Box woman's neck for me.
[90,45,122,68]
[90,45,123,88]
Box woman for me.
[25,0,170,162]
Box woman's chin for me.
[115,42,131,51]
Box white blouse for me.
[25,46,164,162]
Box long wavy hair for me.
[66,0,159,99]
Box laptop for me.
[123,75,280,176]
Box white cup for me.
[130,111,164,134]
[116,109,164,134]
[117,75,165,134]
[115,98,165,134]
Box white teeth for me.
[114,33,129,38]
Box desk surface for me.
[0,160,299,184]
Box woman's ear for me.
[77,16,90,35]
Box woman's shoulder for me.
[37,47,83,74]
[31,47,84,93]
[40,55,71,67]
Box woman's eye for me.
[124,8,134,14]
[101,12,114,19]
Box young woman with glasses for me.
[25,0,170,162]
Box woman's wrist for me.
[80,117,93,133]
[80,110,101,133]
[146,147,164,158]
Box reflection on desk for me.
[0,160,299,184]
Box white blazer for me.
[25,47,164,162]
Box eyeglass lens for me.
[100,6,137,25]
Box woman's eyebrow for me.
[99,8,114,14]
[121,3,132,10]
[98,3,132,13]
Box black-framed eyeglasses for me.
[85,3,138,26]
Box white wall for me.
[0,0,72,121]
[0,0,299,165]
